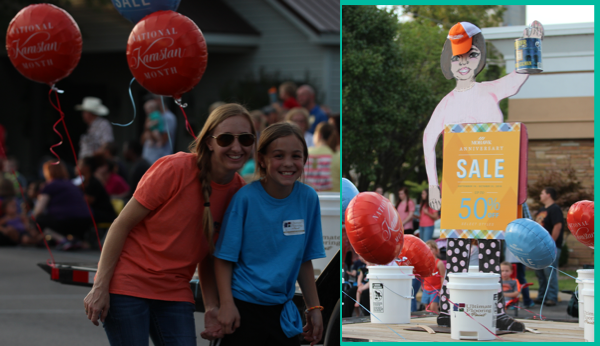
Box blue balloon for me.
[111,0,181,24]
[505,218,557,270]
[342,178,359,219]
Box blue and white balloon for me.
[504,218,557,270]
[111,0,180,24]
[342,178,359,219]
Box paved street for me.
[0,247,210,346]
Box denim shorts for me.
[103,293,196,346]
[421,289,440,305]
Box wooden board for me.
[342,316,585,342]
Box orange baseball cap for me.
[447,22,481,56]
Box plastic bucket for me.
[469,265,479,273]
[447,272,500,341]
[577,269,594,328]
[366,266,413,324]
[582,279,594,342]
[313,192,339,277]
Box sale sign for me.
[440,123,521,237]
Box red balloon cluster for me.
[6,4,82,86]
[567,200,594,249]
[345,192,404,265]
[395,235,437,278]
[126,10,208,100]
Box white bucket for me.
[577,269,594,328]
[469,265,479,273]
[582,279,594,342]
[366,266,414,324]
[447,272,500,341]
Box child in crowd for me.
[422,240,446,313]
[214,122,325,346]
[354,256,372,315]
[0,197,41,245]
[501,262,519,306]
[144,99,165,147]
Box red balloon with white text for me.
[6,4,82,86]
[345,192,404,265]
[126,10,207,100]
[567,200,594,249]
[395,235,437,278]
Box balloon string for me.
[341,291,406,340]
[47,88,64,164]
[536,266,554,321]
[111,77,136,127]
[0,139,55,266]
[176,103,196,139]
[47,87,102,251]
[160,96,173,151]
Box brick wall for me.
[565,233,594,268]
[527,139,594,191]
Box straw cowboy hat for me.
[75,97,109,116]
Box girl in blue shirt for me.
[214,122,326,346]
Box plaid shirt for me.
[79,117,113,158]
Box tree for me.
[401,5,506,30]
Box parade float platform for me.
[342,315,584,342]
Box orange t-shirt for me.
[109,152,245,303]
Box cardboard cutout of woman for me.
[422,22,540,331]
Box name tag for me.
[283,219,305,236]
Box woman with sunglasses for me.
[83,103,256,345]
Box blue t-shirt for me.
[308,105,328,134]
[214,180,326,336]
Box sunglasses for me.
[211,133,255,147]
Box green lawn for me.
[524,268,578,292]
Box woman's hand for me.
[302,309,323,346]
[200,307,224,340]
[217,303,240,335]
[83,285,110,326]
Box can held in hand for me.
[515,38,542,74]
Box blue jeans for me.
[535,247,561,302]
[103,294,196,346]
[419,226,434,243]
[515,262,532,305]
[411,278,421,312]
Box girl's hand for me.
[302,309,323,346]
[217,303,240,334]
[83,285,110,326]
[200,307,224,340]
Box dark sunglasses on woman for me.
[211,133,255,147]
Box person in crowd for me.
[375,186,383,195]
[297,85,328,134]
[3,157,27,198]
[272,81,300,114]
[262,105,280,127]
[141,99,169,164]
[214,122,325,345]
[33,161,92,250]
[396,187,415,235]
[534,187,564,307]
[150,94,178,153]
[249,110,266,141]
[122,141,151,199]
[504,204,535,308]
[78,155,117,224]
[84,103,256,345]
[327,113,340,152]
[100,142,127,180]
[417,189,438,242]
[97,160,130,199]
[341,255,369,318]
[286,107,314,148]
[304,122,339,192]
[501,262,519,307]
[422,240,445,313]
[0,197,42,246]
[77,97,114,159]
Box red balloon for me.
[6,4,82,86]
[395,235,437,278]
[345,192,404,265]
[567,200,594,249]
[126,11,207,100]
